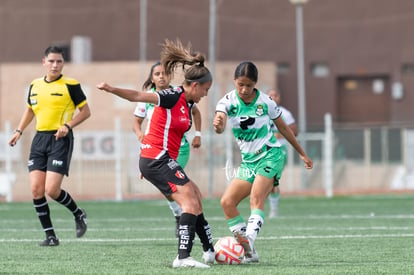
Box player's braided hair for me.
[161,39,211,84]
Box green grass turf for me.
[1,195,413,274]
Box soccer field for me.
[1,195,413,274]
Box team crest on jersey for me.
[256,105,264,116]
[175,170,185,179]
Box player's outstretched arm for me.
[96,82,158,105]
[274,117,313,169]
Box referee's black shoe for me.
[39,236,59,246]
[75,208,87,238]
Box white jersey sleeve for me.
[279,106,295,126]
[215,91,231,114]
[267,97,282,120]
[134,102,147,118]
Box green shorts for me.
[236,146,284,187]
[176,137,190,168]
[280,144,288,169]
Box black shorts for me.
[139,153,189,197]
[28,130,74,176]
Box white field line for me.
[1,225,413,233]
[1,233,414,243]
[2,214,414,224]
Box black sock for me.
[196,213,214,252]
[55,190,81,217]
[33,197,55,238]
[177,213,197,259]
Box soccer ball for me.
[214,236,245,265]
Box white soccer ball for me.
[214,236,245,265]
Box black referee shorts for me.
[28,130,74,176]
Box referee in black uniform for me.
[9,45,91,246]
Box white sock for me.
[167,201,182,217]
[229,222,246,234]
[246,214,264,248]
[269,193,280,211]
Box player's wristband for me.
[194,131,202,137]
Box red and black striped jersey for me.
[140,86,193,160]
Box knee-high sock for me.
[195,213,214,252]
[246,209,265,247]
[228,215,246,234]
[177,213,197,259]
[269,189,280,211]
[33,197,55,237]
[55,190,81,217]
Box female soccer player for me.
[213,61,313,262]
[97,39,214,269]
[133,61,203,236]
[267,89,298,218]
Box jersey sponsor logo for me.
[239,116,255,130]
[256,105,264,116]
[175,170,185,179]
[140,143,152,149]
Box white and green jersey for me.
[216,89,282,162]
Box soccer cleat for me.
[175,216,180,238]
[243,247,259,263]
[202,249,215,264]
[172,256,210,268]
[233,231,253,258]
[39,236,59,247]
[75,208,87,238]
